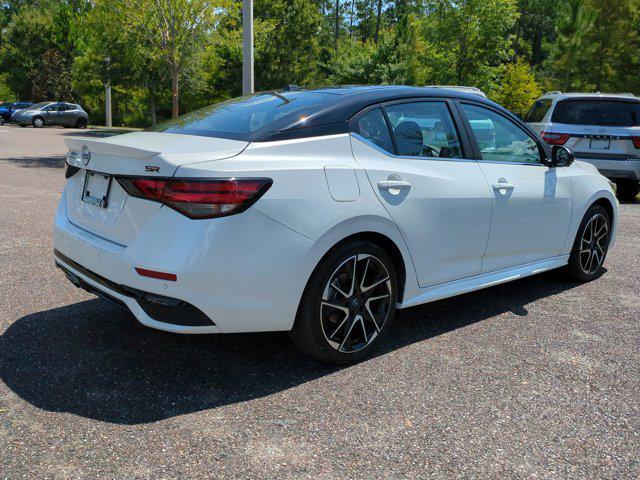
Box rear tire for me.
[615,180,639,202]
[291,240,398,364]
[566,204,611,282]
[32,117,44,128]
[0,117,5,125]
[75,118,88,129]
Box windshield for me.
[149,91,335,140]
[0,102,12,108]
[551,99,640,126]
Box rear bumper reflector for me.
[54,250,213,327]
[135,267,177,282]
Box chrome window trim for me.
[350,132,478,164]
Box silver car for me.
[526,92,640,201]
[12,102,89,129]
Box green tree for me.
[551,0,595,91]
[121,0,226,118]
[0,73,17,101]
[513,0,559,66]
[0,5,58,100]
[422,0,519,90]
[31,49,74,101]
[490,58,542,115]
[253,0,324,89]
[581,0,640,93]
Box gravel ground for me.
[0,124,639,479]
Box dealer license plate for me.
[82,171,112,208]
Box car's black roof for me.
[151,85,515,142]
[258,85,503,142]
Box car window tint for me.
[150,91,337,140]
[354,108,394,154]
[384,102,462,159]
[551,99,640,126]
[461,104,540,164]
[524,99,552,123]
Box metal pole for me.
[105,82,112,128]
[242,0,254,95]
[104,57,112,127]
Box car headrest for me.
[394,121,423,155]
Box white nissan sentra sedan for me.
[54,86,617,363]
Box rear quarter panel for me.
[175,133,420,312]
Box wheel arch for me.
[313,231,408,303]
[566,190,618,254]
[591,196,615,226]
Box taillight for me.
[631,136,640,149]
[116,177,272,219]
[541,131,571,146]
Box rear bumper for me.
[55,250,216,329]
[576,156,640,181]
[53,188,315,334]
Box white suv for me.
[526,92,640,201]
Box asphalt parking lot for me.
[0,123,639,479]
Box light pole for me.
[105,56,112,128]
[242,0,254,95]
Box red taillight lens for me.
[119,178,168,200]
[541,131,571,146]
[116,177,272,219]
[631,136,640,149]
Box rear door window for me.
[525,99,552,123]
[551,99,640,126]
[384,102,463,159]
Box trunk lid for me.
[63,132,248,245]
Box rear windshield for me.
[551,99,640,126]
[524,99,552,123]
[149,92,335,140]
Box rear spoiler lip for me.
[64,137,161,160]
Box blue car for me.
[0,101,33,125]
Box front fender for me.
[564,166,618,253]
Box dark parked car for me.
[0,101,33,124]
[12,102,89,128]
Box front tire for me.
[566,204,611,282]
[75,118,88,129]
[0,117,5,125]
[291,240,398,364]
[32,117,45,128]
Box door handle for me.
[378,180,412,191]
[492,182,515,191]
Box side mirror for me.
[551,145,575,167]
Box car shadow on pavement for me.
[2,155,65,168]
[0,271,580,425]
